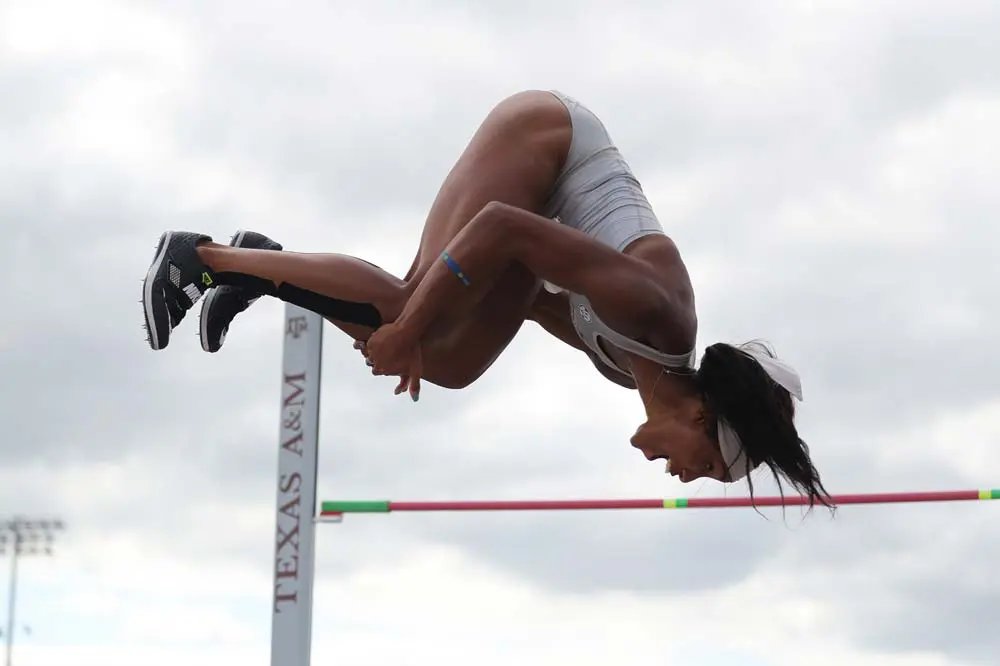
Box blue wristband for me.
[440,251,471,286]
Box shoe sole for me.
[199,229,248,352]
[143,231,172,350]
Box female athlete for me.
[140,89,830,505]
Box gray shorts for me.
[542,91,664,253]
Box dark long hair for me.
[695,341,833,511]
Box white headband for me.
[717,347,804,482]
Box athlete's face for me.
[630,403,727,483]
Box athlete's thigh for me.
[414,159,547,387]
[419,262,540,388]
[408,90,569,278]
[405,92,570,387]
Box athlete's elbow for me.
[469,201,527,254]
[479,200,546,231]
[479,200,518,220]
[477,200,553,258]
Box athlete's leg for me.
[143,90,571,388]
[201,91,572,385]
[198,245,409,323]
[376,90,571,387]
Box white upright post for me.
[271,304,323,666]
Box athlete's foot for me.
[141,231,216,350]
[199,229,283,352]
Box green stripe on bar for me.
[321,500,391,514]
[662,499,689,508]
[981,489,1000,500]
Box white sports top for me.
[542,90,696,377]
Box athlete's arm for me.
[394,201,686,347]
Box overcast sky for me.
[2,1,1000,665]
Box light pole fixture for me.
[0,518,65,666]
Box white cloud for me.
[0,1,192,62]
[3,1,1000,665]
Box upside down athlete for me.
[141,90,831,504]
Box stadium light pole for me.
[0,518,65,666]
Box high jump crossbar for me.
[266,304,999,666]
[318,490,1000,516]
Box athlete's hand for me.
[354,339,420,401]
[363,323,423,401]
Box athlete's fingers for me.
[408,353,422,402]
[355,340,374,368]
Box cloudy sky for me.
[2,0,1000,664]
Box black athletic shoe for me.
[141,231,216,350]
[198,229,283,353]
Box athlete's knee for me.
[420,358,480,390]
[419,341,488,390]
[435,364,485,390]
[431,373,478,390]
